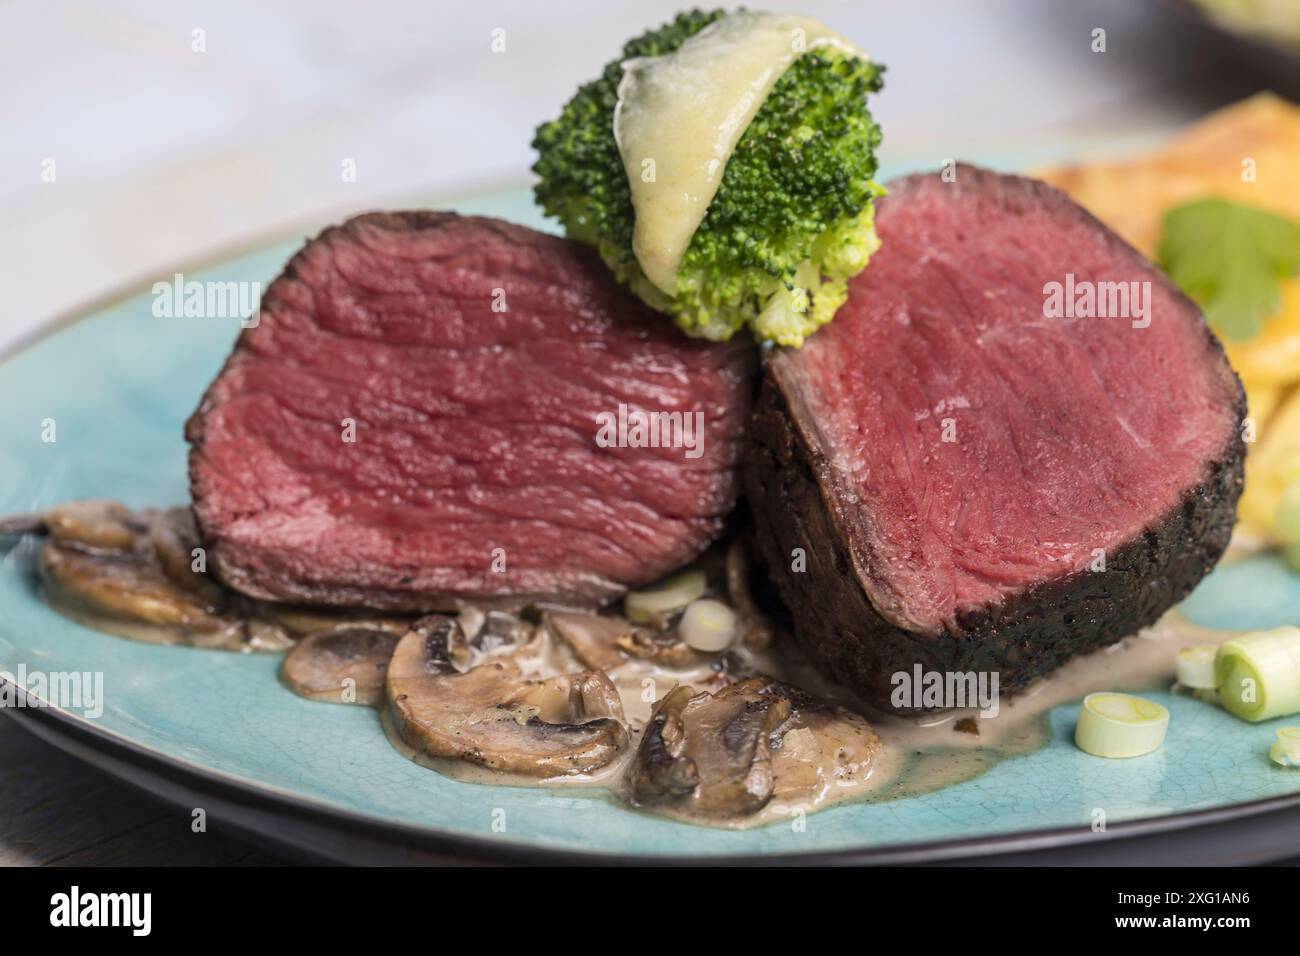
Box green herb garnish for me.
[531,10,885,346]
[1159,198,1300,341]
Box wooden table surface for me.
[0,711,285,866]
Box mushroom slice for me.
[0,512,44,536]
[281,626,401,705]
[624,686,701,800]
[388,615,628,777]
[39,539,242,646]
[148,507,226,605]
[511,668,626,726]
[616,626,713,669]
[458,605,486,642]
[476,610,534,652]
[545,609,713,671]
[628,676,793,818]
[43,500,149,552]
[766,684,882,805]
[544,611,628,671]
[572,670,625,721]
[256,603,413,639]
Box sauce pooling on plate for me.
[12,500,1239,829]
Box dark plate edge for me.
[6,676,1300,865]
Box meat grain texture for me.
[746,166,1246,710]
[188,212,755,611]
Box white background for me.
[0,0,1267,349]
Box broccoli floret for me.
[531,9,885,346]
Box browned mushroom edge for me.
[8,500,1029,827]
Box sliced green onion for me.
[1075,692,1169,758]
[624,570,707,626]
[1270,727,1300,768]
[1176,645,1218,690]
[678,598,736,652]
[1215,626,1300,723]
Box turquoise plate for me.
[4,167,1300,865]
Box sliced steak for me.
[746,165,1245,710]
[187,212,754,610]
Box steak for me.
[187,212,755,610]
[746,165,1245,710]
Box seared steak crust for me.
[747,375,1244,709]
[745,166,1245,710]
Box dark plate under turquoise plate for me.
[4,165,1300,865]
[1157,0,1300,96]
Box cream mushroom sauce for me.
[5,500,1245,829]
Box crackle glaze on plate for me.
[3,170,1300,863]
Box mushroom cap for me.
[629,677,791,817]
[281,626,401,705]
[545,609,714,672]
[387,616,629,777]
[40,540,234,633]
[627,676,881,819]
[545,611,631,672]
[148,507,227,606]
[43,500,147,552]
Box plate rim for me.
[7,174,1300,865]
[6,674,1300,864]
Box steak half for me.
[188,212,754,610]
[746,166,1245,710]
